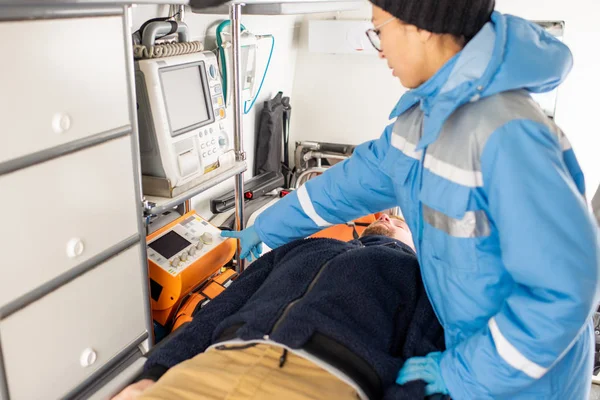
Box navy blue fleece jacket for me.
[143,235,444,399]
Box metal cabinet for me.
[0,5,152,400]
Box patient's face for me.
[361,214,415,252]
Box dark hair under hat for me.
[369,0,495,39]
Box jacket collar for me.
[388,15,504,150]
[355,235,416,256]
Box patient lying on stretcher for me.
[114,214,444,400]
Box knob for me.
[66,238,85,258]
[171,256,181,266]
[189,247,197,256]
[219,137,227,147]
[211,139,216,145]
[201,232,213,245]
[196,241,204,251]
[180,252,188,261]
[52,112,72,134]
[80,348,97,368]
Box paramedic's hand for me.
[112,379,155,400]
[221,226,263,261]
[396,352,449,396]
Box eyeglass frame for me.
[365,17,396,52]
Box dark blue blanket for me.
[143,235,445,399]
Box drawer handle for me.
[80,348,98,368]
[52,113,72,134]
[66,238,85,258]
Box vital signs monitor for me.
[135,51,234,196]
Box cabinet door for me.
[1,245,147,400]
[0,136,139,308]
[0,16,130,165]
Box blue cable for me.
[216,20,246,105]
[244,35,275,115]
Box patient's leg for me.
[138,344,358,400]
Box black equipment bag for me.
[254,92,292,183]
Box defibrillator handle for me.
[141,21,191,48]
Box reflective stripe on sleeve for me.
[489,317,548,379]
[297,185,333,228]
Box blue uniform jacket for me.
[254,12,600,399]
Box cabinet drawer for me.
[0,16,130,165]
[0,245,148,400]
[0,136,139,308]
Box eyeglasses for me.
[365,17,395,52]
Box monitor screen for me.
[148,230,191,260]
[161,63,212,136]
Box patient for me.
[114,214,444,400]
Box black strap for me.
[282,96,291,187]
[351,224,360,240]
[348,222,370,240]
[303,332,382,400]
[163,21,179,38]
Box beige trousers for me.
[139,344,359,400]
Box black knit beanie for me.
[369,0,495,39]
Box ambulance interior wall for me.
[290,0,600,201]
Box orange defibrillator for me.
[146,211,237,327]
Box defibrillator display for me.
[148,231,191,260]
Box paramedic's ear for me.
[401,23,432,43]
[418,28,433,43]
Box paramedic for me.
[221,0,600,398]
[113,215,444,400]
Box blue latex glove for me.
[396,352,449,396]
[220,226,263,262]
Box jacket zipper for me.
[269,258,335,335]
[267,242,400,338]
